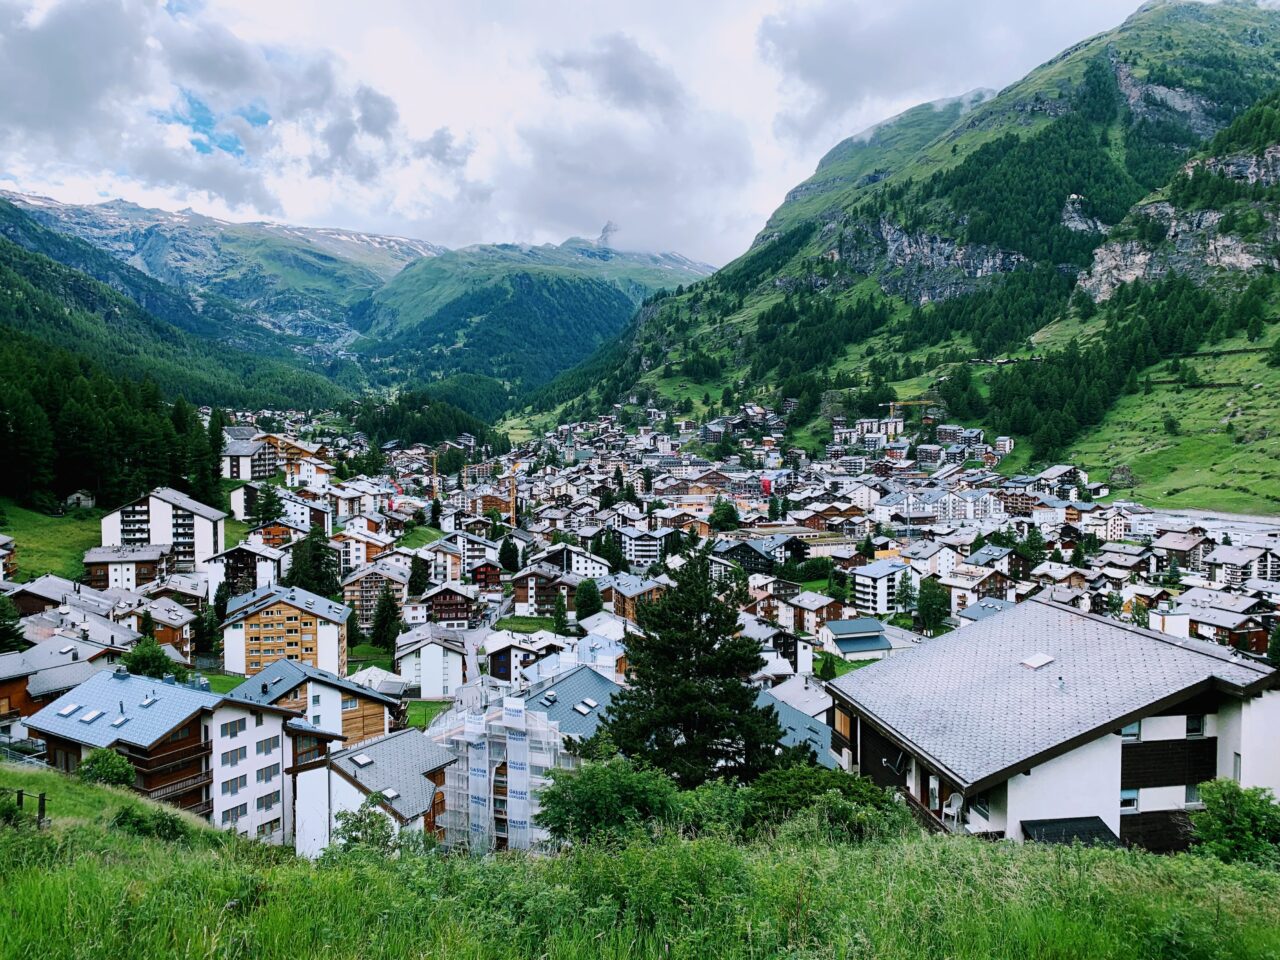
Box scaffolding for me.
[428,683,561,853]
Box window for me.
[1119,721,1141,743]
[1186,715,1205,738]
[220,746,246,767]
[1120,788,1139,814]
[221,802,248,824]
[834,708,852,740]
[167,726,190,743]
[254,712,264,728]
[256,735,280,756]
[1234,752,1242,781]
[256,818,281,837]
[221,774,247,796]
[256,763,280,784]
[1185,783,1202,807]
[220,718,246,739]
[255,790,281,811]
[971,792,990,820]
[342,697,358,711]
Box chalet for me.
[394,623,467,699]
[777,591,844,636]
[332,525,395,574]
[420,583,482,630]
[1,574,117,618]
[1151,528,1215,575]
[82,544,175,592]
[468,559,503,594]
[0,635,121,741]
[616,526,675,569]
[610,574,666,621]
[205,542,286,599]
[122,597,197,662]
[484,633,542,682]
[528,542,611,578]
[937,563,1015,618]
[222,584,350,678]
[1205,545,1274,588]
[293,729,455,857]
[228,658,396,748]
[827,599,1279,851]
[0,533,14,578]
[341,558,411,631]
[100,487,226,571]
[966,544,1013,576]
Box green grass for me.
[224,517,251,548]
[405,700,450,729]
[3,767,1280,960]
[0,498,102,581]
[399,525,445,548]
[201,673,244,694]
[815,652,872,678]
[348,642,394,674]
[493,616,555,634]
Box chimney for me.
[162,673,176,685]
[72,649,79,661]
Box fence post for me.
[14,789,22,810]
[37,792,47,826]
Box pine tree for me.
[251,484,285,529]
[430,499,442,527]
[369,587,403,651]
[602,548,793,787]
[408,555,432,595]
[1267,625,1280,669]
[499,537,520,572]
[283,526,340,597]
[916,578,950,635]
[214,581,231,622]
[768,495,781,521]
[575,579,603,621]
[817,653,837,681]
[552,594,570,637]
[0,595,26,654]
[709,496,740,532]
[893,575,916,613]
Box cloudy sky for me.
[0,0,1146,265]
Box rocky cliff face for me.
[1079,201,1279,300]
[1201,144,1280,187]
[828,216,1028,304]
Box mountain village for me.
[3,396,1278,856]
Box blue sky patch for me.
[158,88,245,157]
[236,103,272,128]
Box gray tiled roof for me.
[520,664,621,739]
[224,583,349,625]
[227,659,398,709]
[330,728,454,821]
[829,598,1273,790]
[150,487,227,522]
[758,688,835,767]
[25,668,221,750]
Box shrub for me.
[674,779,751,838]
[111,805,192,843]
[536,756,678,844]
[1190,778,1280,868]
[77,748,136,788]
[774,789,916,846]
[745,764,899,832]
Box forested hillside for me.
[511,0,1280,510]
[352,237,711,391]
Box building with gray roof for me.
[826,598,1279,850]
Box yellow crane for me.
[878,398,937,420]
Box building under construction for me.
[428,679,562,853]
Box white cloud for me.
[0,0,1150,265]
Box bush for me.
[0,793,34,829]
[111,805,193,843]
[1190,778,1280,868]
[774,789,916,846]
[674,779,751,838]
[745,764,899,832]
[77,748,136,788]
[536,756,678,844]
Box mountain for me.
[351,236,712,392]
[517,0,1280,510]
[1,191,444,343]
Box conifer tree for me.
[369,587,403,651]
[575,579,603,621]
[602,547,793,786]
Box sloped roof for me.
[227,659,397,709]
[224,583,349,625]
[758,688,834,767]
[521,664,621,739]
[830,599,1274,792]
[329,728,454,821]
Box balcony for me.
[145,770,212,801]
[126,738,211,773]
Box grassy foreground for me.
[0,498,102,581]
[2,764,1279,960]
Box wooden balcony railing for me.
[144,770,212,802]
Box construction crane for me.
[427,451,439,500]
[509,462,521,529]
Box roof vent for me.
[582,698,598,709]
[56,703,81,717]
[352,753,374,768]
[573,703,591,715]
[59,644,75,655]
[110,716,129,728]
[140,695,158,708]
[79,709,103,724]
[381,788,400,801]
[1021,653,1055,670]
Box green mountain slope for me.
[515,0,1280,510]
[0,232,347,409]
[1,192,443,343]
[354,237,712,391]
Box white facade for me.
[293,763,374,858]
[210,703,291,844]
[397,640,465,699]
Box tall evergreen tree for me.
[251,484,286,529]
[602,548,793,787]
[283,526,340,597]
[575,579,603,621]
[369,587,403,651]
[0,595,27,654]
[407,555,432,595]
[916,578,950,635]
[499,537,520,572]
[552,593,570,638]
